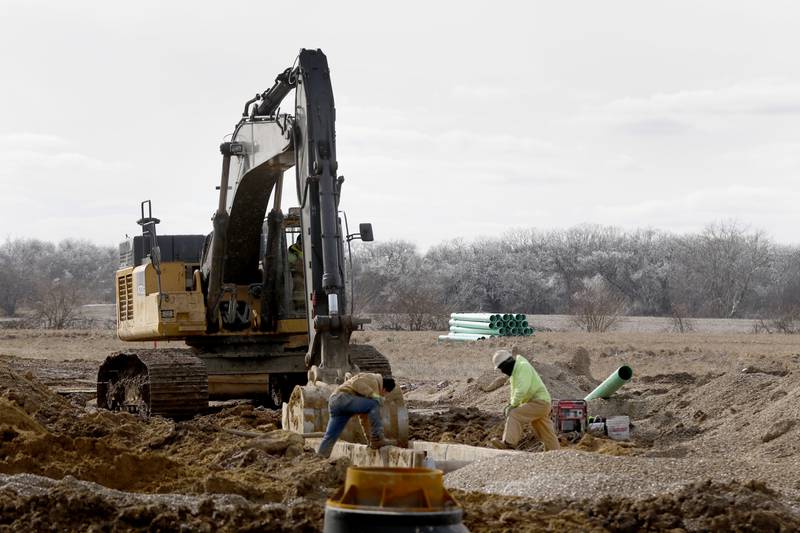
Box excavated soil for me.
[2,328,800,530]
[453,480,800,532]
[0,360,348,530]
[0,473,327,532]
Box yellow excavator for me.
[97,49,408,445]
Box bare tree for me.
[544,225,616,312]
[33,278,84,329]
[673,222,773,318]
[0,239,55,316]
[569,276,626,332]
[389,275,446,330]
[670,304,696,333]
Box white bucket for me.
[606,416,631,441]
[588,422,606,436]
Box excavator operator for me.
[288,235,304,311]
[317,373,396,458]
[288,234,303,263]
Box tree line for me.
[2,221,798,330]
[0,239,116,327]
[351,222,800,330]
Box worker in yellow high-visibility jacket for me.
[490,349,560,451]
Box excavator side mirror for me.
[359,223,374,242]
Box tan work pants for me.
[503,399,560,451]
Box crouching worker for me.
[317,373,396,458]
[490,349,560,451]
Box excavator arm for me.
[202,48,363,383]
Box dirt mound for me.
[409,407,505,447]
[562,346,593,378]
[409,406,554,451]
[0,358,348,504]
[453,480,800,532]
[574,433,636,456]
[588,480,800,532]
[639,371,698,385]
[0,473,326,532]
[421,359,592,414]
[633,366,800,462]
[0,362,73,426]
[452,489,601,532]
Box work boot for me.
[368,437,396,449]
[488,438,513,450]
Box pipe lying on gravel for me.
[584,365,633,401]
[438,333,490,342]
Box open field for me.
[1,324,799,531]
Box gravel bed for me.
[444,450,796,501]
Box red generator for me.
[551,399,587,434]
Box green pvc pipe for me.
[523,327,534,336]
[518,320,529,328]
[451,313,502,322]
[584,365,634,401]
[514,314,525,321]
[502,314,512,321]
[449,326,501,335]
[449,319,501,329]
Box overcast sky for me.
[1,1,799,250]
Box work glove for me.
[372,395,384,407]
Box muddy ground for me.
[1,324,800,531]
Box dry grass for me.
[355,329,799,383]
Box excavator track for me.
[97,349,208,419]
[349,344,393,377]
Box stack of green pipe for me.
[448,312,535,339]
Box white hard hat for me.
[492,349,514,369]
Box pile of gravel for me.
[443,450,789,501]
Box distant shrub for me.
[670,304,696,333]
[569,276,626,333]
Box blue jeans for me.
[317,392,384,458]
